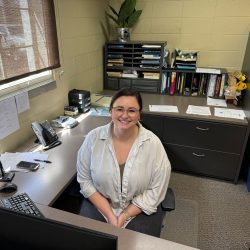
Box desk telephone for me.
[31,120,61,150]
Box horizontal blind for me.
[0,0,60,85]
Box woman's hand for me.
[107,214,118,227]
[117,212,127,228]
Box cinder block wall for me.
[108,0,250,72]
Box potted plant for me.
[107,0,142,42]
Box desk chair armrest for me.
[161,188,175,211]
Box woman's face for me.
[111,96,140,130]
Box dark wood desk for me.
[0,115,111,205]
[101,91,249,183]
[0,113,198,250]
[37,204,198,250]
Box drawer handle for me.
[196,126,210,131]
[192,152,205,157]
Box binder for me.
[169,72,177,95]
[191,74,199,96]
[214,75,222,97]
[219,74,226,97]
[207,74,217,97]
[179,73,185,95]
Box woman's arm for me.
[117,203,142,227]
[132,140,171,215]
[89,192,118,227]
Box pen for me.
[34,159,52,164]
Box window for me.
[0,0,60,97]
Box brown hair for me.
[109,88,143,112]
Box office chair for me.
[54,179,175,238]
[162,187,175,212]
[126,187,175,238]
[160,187,175,232]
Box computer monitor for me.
[0,206,117,250]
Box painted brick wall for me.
[109,0,250,72]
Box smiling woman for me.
[0,0,60,95]
[76,87,171,237]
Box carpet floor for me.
[160,172,250,250]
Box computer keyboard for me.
[0,192,44,217]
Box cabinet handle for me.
[192,152,205,157]
[195,126,210,131]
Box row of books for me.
[161,71,227,97]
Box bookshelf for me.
[104,41,228,98]
[161,68,227,98]
[104,41,166,93]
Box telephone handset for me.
[31,120,61,150]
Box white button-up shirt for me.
[77,122,171,217]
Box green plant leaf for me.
[108,5,118,18]
[127,9,142,27]
[106,13,120,26]
[118,0,136,26]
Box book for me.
[214,75,222,97]
[219,74,226,97]
[191,74,199,96]
[161,72,167,93]
[179,73,185,94]
[169,72,177,95]
[198,74,205,95]
[166,73,171,93]
[207,74,217,97]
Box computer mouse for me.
[0,182,17,193]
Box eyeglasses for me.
[112,107,140,116]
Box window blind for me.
[0,0,60,85]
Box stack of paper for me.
[91,94,112,108]
[214,108,246,120]
[143,72,160,79]
[149,105,179,113]
[186,105,211,116]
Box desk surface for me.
[38,204,198,250]
[101,90,248,126]
[0,115,111,205]
[1,114,199,250]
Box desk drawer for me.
[141,114,163,140]
[165,143,239,181]
[163,118,246,154]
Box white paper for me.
[149,105,179,113]
[0,97,20,140]
[0,152,49,172]
[142,45,161,48]
[207,97,227,107]
[186,105,211,116]
[91,94,112,108]
[214,108,246,120]
[15,92,30,113]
